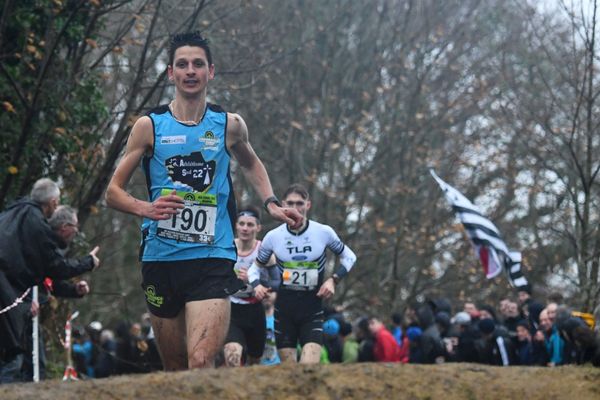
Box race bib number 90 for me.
[156,190,217,244]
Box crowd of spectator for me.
[66,314,162,379]
[319,286,600,367]
[22,286,600,380]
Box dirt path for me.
[2,363,599,400]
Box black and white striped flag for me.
[505,251,529,288]
[430,170,528,287]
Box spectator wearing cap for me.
[476,318,517,366]
[322,319,343,363]
[390,312,403,347]
[406,325,423,363]
[451,312,479,363]
[368,317,402,362]
[479,304,511,339]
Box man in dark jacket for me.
[476,318,517,366]
[21,205,95,381]
[416,304,445,363]
[0,179,100,382]
[451,311,480,363]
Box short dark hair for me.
[517,284,532,295]
[283,183,309,201]
[237,205,261,222]
[169,31,212,66]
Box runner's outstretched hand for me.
[89,246,100,269]
[267,204,303,230]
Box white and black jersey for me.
[256,220,346,293]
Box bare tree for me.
[498,0,600,310]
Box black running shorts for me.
[225,302,266,358]
[274,291,324,348]
[141,258,244,318]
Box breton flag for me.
[505,251,529,288]
[430,170,528,287]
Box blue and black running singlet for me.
[140,103,237,262]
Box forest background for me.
[1,0,600,357]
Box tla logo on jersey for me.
[165,151,215,192]
[286,245,312,254]
[199,130,220,150]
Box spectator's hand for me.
[76,281,90,296]
[30,300,39,317]
[253,284,271,300]
[267,204,303,230]
[237,266,249,283]
[146,190,184,220]
[89,246,100,269]
[533,330,545,342]
[316,278,335,299]
[444,338,454,354]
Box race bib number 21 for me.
[282,268,318,288]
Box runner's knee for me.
[188,348,212,369]
[223,343,243,367]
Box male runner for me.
[105,32,301,370]
[223,206,275,367]
[251,183,357,363]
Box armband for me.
[250,280,261,288]
[247,262,261,284]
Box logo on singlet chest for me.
[286,245,312,254]
[165,151,215,192]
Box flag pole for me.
[62,311,79,381]
[32,285,39,383]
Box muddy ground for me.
[1,362,599,400]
